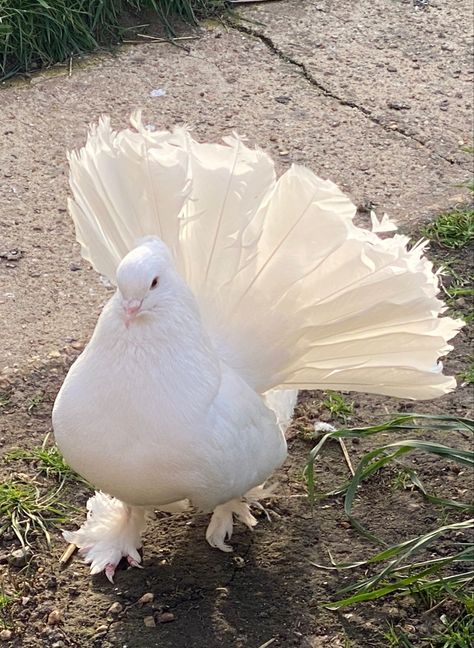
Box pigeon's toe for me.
[63,492,146,582]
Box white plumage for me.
[53,112,462,580]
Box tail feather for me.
[177,130,276,299]
[67,115,463,401]
[68,112,190,280]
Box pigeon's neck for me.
[83,290,221,414]
[89,290,220,376]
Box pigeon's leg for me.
[63,492,147,582]
[206,498,259,552]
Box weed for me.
[305,414,474,608]
[438,262,474,323]
[434,609,474,647]
[5,435,87,485]
[422,208,474,249]
[321,392,354,422]
[385,595,474,647]
[0,590,16,629]
[460,363,474,385]
[391,466,415,491]
[26,392,44,414]
[342,636,355,648]
[0,393,11,409]
[384,624,415,647]
[0,477,73,547]
[0,1,227,80]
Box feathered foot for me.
[63,492,146,582]
[205,486,274,552]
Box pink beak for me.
[123,299,142,327]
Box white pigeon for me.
[52,112,463,581]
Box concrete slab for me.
[242,0,473,165]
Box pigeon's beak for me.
[122,298,143,327]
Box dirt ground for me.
[0,1,473,647]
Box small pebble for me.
[9,547,32,567]
[382,604,401,618]
[0,629,12,641]
[95,624,108,635]
[108,602,123,615]
[387,101,411,110]
[47,610,62,626]
[157,612,175,624]
[137,593,154,606]
[275,95,291,104]
[143,615,156,628]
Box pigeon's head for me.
[116,237,177,327]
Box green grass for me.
[391,466,415,491]
[0,393,11,409]
[0,590,16,629]
[438,262,474,324]
[422,208,474,249]
[26,392,44,413]
[384,624,415,647]
[321,392,354,422]
[460,363,474,385]
[434,601,474,648]
[0,0,226,80]
[0,477,73,547]
[385,596,474,647]
[306,414,474,610]
[5,435,88,485]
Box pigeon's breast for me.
[53,341,220,506]
[53,330,287,510]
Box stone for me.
[143,616,156,628]
[137,593,154,606]
[95,624,108,636]
[387,101,411,110]
[157,612,175,624]
[47,609,62,626]
[108,602,123,615]
[9,547,32,567]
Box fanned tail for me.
[68,114,463,401]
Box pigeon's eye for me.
[150,277,159,290]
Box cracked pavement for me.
[242,0,473,166]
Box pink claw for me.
[105,563,116,583]
[127,556,143,569]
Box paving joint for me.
[230,21,458,167]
